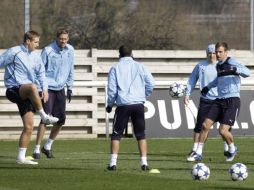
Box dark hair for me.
[56,28,69,38]
[215,42,228,51]
[23,30,40,43]
[119,45,132,57]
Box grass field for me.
[0,137,253,190]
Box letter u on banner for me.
[185,100,198,129]
[158,100,181,130]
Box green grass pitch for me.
[0,138,253,190]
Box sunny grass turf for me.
[0,138,253,190]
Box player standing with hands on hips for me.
[188,42,250,162]
[33,28,74,159]
[106,45,154,171]
[0,30,59,165]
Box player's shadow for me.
[208,187,253,190]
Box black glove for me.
[67,89,72,103]
[201,87,210,96]
[218,66,237,77]
[106,106,112,113]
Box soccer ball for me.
[229,163,248,181]
[169,82,186,98]
[191,163,210,180]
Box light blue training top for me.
[107,57,154,107]
[0,44,47,90]
[39,41,74,91]
[207,57,250,98]
[185,60,218,100]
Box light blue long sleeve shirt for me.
[207,57,250,98]
[107,57,154,107]
[0,44,47,90]
[185,60,218,100]
[40,41,74,91]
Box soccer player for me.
[33,28,74,159]
[188,42,250,162]
[0,30,59,165]
[106,45,154,171]
[185,44,229,161]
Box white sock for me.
[38,109,47,119]
[228,143,236,153]
[224,141,229,152]
[34,145,41,154]
[109,154,118,167]
[192,142,199,152]
[17,147,27,161]
[141,156,148,166]
[44,139,54,150]
[196,143,204,155]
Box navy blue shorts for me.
[194,98,214,133]
[111,104,145,141]
[6,87,36,117]
[41,89,66,125]
[206,97,240,126]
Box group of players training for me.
[0,29,250,170]
[0,28,74,165]
[105,43,250,171]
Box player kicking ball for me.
[188,42,250,162]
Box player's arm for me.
[107,67,117,108]
[143,67,154,97]
[66,48,74,90]
[201,77,218,96]
[217,59,250,78]
[185,64,199,103]
[0,49,14,68]
[233,61,251,78]
[35,57,48,102]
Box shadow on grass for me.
[0,165,97,171]
[207,186,253,190]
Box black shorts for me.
[111,104,145,141]
[206,97,240,126]
[6,87,36,117]
[41,89,66,125]
[194,98,214,133]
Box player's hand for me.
[201,87,209,96]
[106,106,112,113]
[67,89,72,103]
[184,96,189,105]
[218,66,237,77]
[42,90,49,103]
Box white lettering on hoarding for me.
[158,100,181,129]
[249,101,254,128]
[185,100,198,129]
[144,101,155,119]
[145,99,251,130]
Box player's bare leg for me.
[33,123,46,159]
[48,124,63,140]
[187,118,214,162]
[138,139,149,170]
[41,124,63,159]
[17,112,38,165]
[19,84,43,110]
[219,124,237,161]
[19,84,58,124]
[107,140,119,171]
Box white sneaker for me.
[41,114,59,125]
[226,147,237,162]
[187,152,202,162]
[16,159,38,165]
